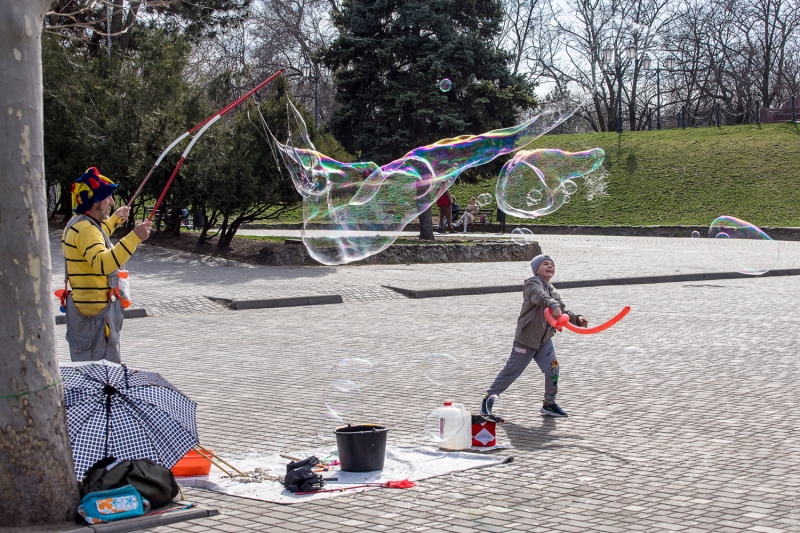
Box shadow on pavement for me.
[502,419,630,464]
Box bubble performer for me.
[272,98,595,265]
[480,254,588,419]
[57,168,152,363]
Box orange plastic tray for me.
[171,449,212,477]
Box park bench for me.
[437,208,494,233]
[476,209,494,232]
[143,206,192,230]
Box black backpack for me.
[82,457,180,509]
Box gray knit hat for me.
[530,254,555,276]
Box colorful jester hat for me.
[72,167,118,214]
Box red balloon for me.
[545,306,630,335]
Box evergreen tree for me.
[321,0,538,164]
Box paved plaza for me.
[50,232,800,532]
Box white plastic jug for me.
[426,401,462,442]
[440,402,472,451]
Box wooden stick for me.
[196,446,249,478]
[192,447,233,477]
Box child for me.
[481,254,588,417]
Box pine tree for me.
[320,0,536,239]
[321,0,538,164]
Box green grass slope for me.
[265,123,799,227]
[449,122,800,227]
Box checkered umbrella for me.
[60,360,198,479]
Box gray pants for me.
[65,295,123,363]
[487,340,559,404]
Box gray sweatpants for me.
[487,340,559,404]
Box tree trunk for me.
[0,0,81,527]
[218,216,244,249]
[117,1,141,55]
[216,212,230,247]
[197,207,217,245]
[418,207,435,241]
[165,204,182,237]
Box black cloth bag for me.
[82,457,180,508]
[283,456,324,493]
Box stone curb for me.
[54,309,147,326]
[52,506,219,533]
[231,294,343,310]
[383,284,522,299]
[385,268,800,298]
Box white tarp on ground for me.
[178,445,512,504]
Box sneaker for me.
[480,394,498,416]
[540,402,568,417]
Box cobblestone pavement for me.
[49,230,800,315]
[50,229,800,532]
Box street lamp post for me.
[602,43,637,133]
[642,54,675,130]
[302,62,330,127]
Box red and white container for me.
[471,415,497,447]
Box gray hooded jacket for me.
[514,276,579,349]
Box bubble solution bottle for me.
[440,401,472,451]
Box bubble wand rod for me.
[127,68,286,210]
[544,305,630,335]
[146,69,286,221]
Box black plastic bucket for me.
[334,424,389,472]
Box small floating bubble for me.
[707,216,779,275]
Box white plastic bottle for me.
[441,402,472,451]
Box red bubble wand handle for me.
[544,305,631,335]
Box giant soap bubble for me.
[707,216,779,275]
[423,354,463,387]
[271,96,595,265]
[332,358,374,389]
[496,148,605,219]
[617,346,648,373]
[510,228,535,245]
[323,380,362,415]
[317,411,344,441]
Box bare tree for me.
[186,0,340,126]
[663,0,719,124]
[497,0,546,79]
[621,0,678,129]
[251,0,339,123]
[730,0,800,108]
[659,0,799,125]
[542,0,619,131]
[0,0,80,526]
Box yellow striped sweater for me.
[61,214,142,316]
